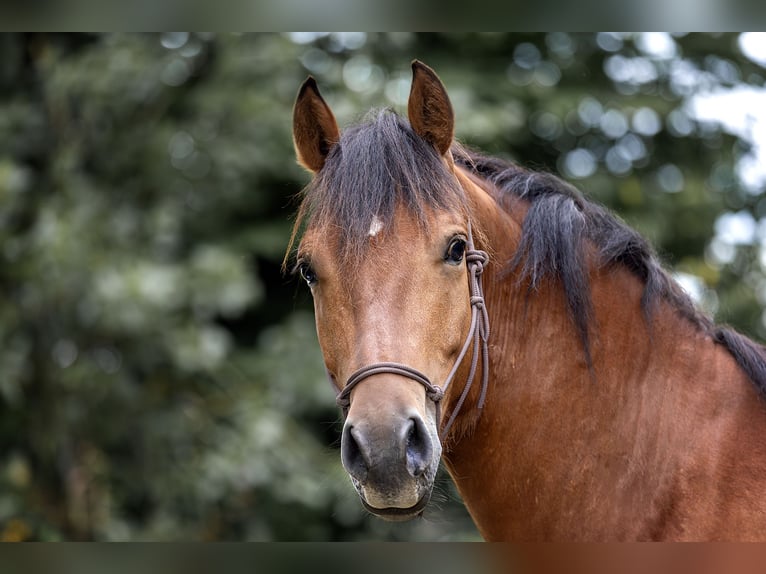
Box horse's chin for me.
[359,492,432,522]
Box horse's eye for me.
[445,238,466,264]
[298,261,318,286]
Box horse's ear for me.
[408,60,454,156]
[292,76,340,173]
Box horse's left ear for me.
[293,76,340,173]
[408,60,454,156]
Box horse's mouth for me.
[359,492,431,522]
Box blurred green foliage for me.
[0,33,764,540]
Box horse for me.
[286,60,766,541]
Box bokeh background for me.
[1,32,765,541]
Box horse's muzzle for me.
[341,413,440,519]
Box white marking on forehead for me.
[368,215,383,237]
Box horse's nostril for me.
[405,417,433,478]
[341,424,369,482]
[342,417,433,483]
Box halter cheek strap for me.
[334,223,490,440]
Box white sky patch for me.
[673,271,705,305]
[368,215,383,237]
[635,33,677,60]
[739,33,766,68]
[687,85,766,193]
[714,210,757,245]
[673,271,719,316]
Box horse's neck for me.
[447,178,766,540]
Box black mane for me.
[291,108,766,393]
[453,148,766,392]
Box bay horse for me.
[286,60,766,541]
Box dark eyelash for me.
[291,257,309,276]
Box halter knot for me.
[427,385,444,403]
[466,249,488,275]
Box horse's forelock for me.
[294,109,467,267]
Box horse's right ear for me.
[292,77,340,173]
[408,60,454,156]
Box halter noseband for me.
[334,223,490,440]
